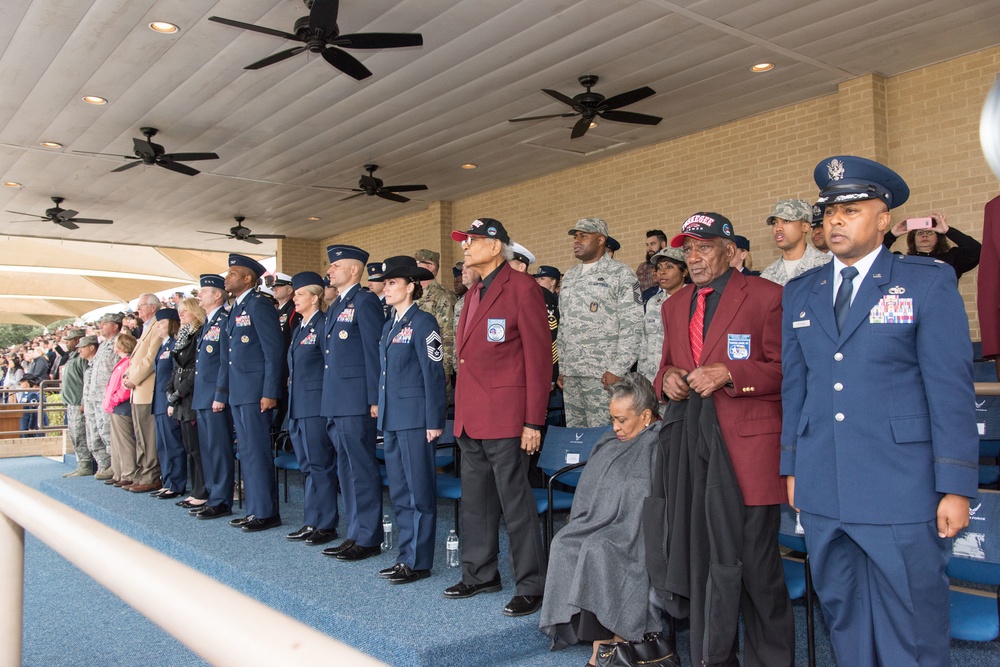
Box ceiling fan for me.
[198,217,286,245]
[508,74,662,139]
[73,127,219,176]
[5,196,113,230]
[208,0,423,81]
[332,164,428,203]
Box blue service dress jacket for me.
[218,290,286,406]
[320,283,385,417]
[152,338,175,416]
[376,304,447,433]
[287,310,327,419]
[193,308,229,409]
[780,247,980,524]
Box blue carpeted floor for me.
[5,455,999,666]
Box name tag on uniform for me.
[792,319,810,328]
[487,318,506,343]
[300,332,317,345]
[337,307,355,323]
[235,314,251,327]
[204,326,221,342]
[870,295,914,324]
[727,334,751,360]
[392,327,413,344]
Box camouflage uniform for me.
[638,289,668,383]
[760,243,832,286]
[61,350,90,469]
[453,293,465,373]
[558,252,643,427]
[417,280,457,377]
[84,335,117,470]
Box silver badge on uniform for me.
[205,345,213,353]
[339,330,348,339]
[241,335,249,343]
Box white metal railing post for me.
[0,512,24,667]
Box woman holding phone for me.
[883,210,981,280]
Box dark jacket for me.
[883,226,982,279]
[167,326,201,422]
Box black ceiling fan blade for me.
[309,0,340,36]
[377,191,409,203]
[165,152,220,162]
[72,150,135,159]
[7,219,42,223]
[359,174,379,189]
[335,33,423,49]
[321,47,372,80]
[111,160,142,173]
[197,230,232,237]
[250,234,286,239]
[133,137,157,157]
[56,209,79,221]
[56,220,79,231]
[69,218,113,225]
[542,89,577,107]
[5,210,48,220]
[602,86,656,111]
[208,16,300,42]
[381,184,427,193]
[599,110,662,126]
[339,192,367,202]
[244,236,264,245]
[158,161,200,176]
[245,46,306,70]
[509,112,578,122]
[570,116,592,139]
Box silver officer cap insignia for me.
[827,158,845,181]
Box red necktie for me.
[689,287,714,366]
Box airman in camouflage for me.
[84,314,122,477]
[415,249,458,379]
[637,247,688,383]
[759,198,832,286]
[557,218,644,427]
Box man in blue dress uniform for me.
[319,244,386,561]
[216,255,286,532]
[191,275,236,519]
[781,155,979,666]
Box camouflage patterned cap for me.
[62,329,85,340]
[414,249,440,266]
[77,335,99,347]
[766,199,814,225]
[568,217,609,237]
[98,312,124,325]
[650,246,687,267]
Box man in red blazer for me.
[653,212,794,667]
[445,217,550,618]
[978,194,1000,378]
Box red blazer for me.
[454,262,551,439]
[978,195,1000,357]
[653,269,786,505]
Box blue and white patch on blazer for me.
[727,334,750,360]
[426,331,443,362]
[487,318,506,343]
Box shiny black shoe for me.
[304,529,337,546]
[442,576,502,599]
[503,595,543,617]
[178,499,206,509]
[241,515,282,532]
[378,563,406,579]
[387,565,431,585]
[229,514,254,527]
[286,525,316,541]
[321,539,356,557]
[157,491,182,500]
[334,543,381,561]
[196,505,233,520]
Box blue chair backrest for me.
[973,362,1000,443]
[947,489,1000,585]
[434,420,456,466]
[537,425,612,486]
[777,503,807,553]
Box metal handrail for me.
[0,473,385,667]
[975,382,1000,396]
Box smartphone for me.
[905,217,934,231]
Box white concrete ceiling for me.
[1,0,998,253]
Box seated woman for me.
[539,372,662,666]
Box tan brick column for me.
[837,74,889,163]
[276,237,325,275]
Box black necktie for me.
[835,266,859,333]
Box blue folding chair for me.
[948,489,1000,641]
[974,361,1000,488]
[273,430,300,504]
[778,504,815,667]
[433,421,461,534]
[533,425,612,548]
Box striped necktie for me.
[689,287,714,366]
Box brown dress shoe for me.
[128,482,163,493]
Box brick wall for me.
[276,237,325,275]
[320,46,999,335]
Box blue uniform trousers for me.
[326,415,382,548]
[383,428,437,570]
[154,413,186,493]
[288,416,339,530]
[195,407,235,509]
[233,404,278,519]
[801,512,952,667]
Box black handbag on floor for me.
[595,632,680,667]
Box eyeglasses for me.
[460,236,487,248]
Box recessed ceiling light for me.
[460,163,478,170]
[3,181,22,188]
[82,95,108,105]
[750,63,774,73]
[148,21,179,34]
[40,141,62,149]
[307,216,321,221]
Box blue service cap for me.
[533,265,561,280]
[291,271,325,290]
[154,308,179,322]
[813,156,909,210]
[366,262,384,281]
[605,236,621,252]
[228,254,266,279]
[732,235,751,251]
[323,275,332,288]
[200,274,225,290]
[326,244,369,264]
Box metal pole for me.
[0,512,24,667]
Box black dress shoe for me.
[388,565,431,585]
[157,491,182,500]
[229,514,254,527]
[196,505,233,520]
[241,515,282,532]
[443,576,502,599]
[503,595,543,617]
[379,563,406,579]
[188,505,209,515]
[178,499,206,508]
[334,543,381,561]
[286,525,316,541]
[321,539,356,557]
[149,489,167,497]
[305,529,337,546]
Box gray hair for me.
[500,242,515,262]
[138,293,160,307]
[608,372,660,419]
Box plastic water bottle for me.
[446,529,460,567]
[381,513,394,551]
